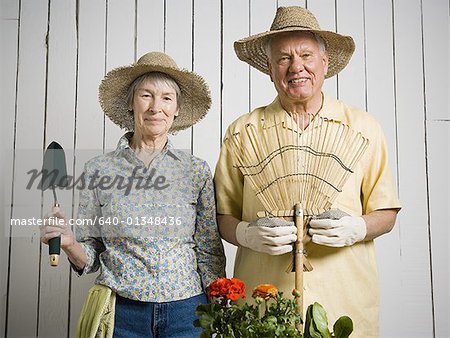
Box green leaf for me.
[333,316,353,338]
[312,302,331,338]
[304,304,320,338]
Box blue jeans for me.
[113,293,206,338]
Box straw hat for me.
[99,52,211,132]
[234,6,355,78]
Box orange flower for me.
[208,278,246,301]
[252,284,278,300]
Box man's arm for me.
[362,208,399,241]
[217,214,241,246]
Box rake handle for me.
[294,203,304,332]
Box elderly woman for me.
[41,52,226,337]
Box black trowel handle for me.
[49,204,61,267]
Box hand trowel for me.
[41,141,68,266]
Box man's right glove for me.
[235,217,297,255]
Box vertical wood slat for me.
[221,0,251,278]
[277,0,305,8]
[38,0,77,336]
[427,122,450,338]
[104,0,135,150]
[364,1,404,336]
[336,0,365,109]
[0,0,19,335]
[222,0,250,131]
[249,0,277,111]
[136,0,165,56]
[422,0,449,121]
[394,0,433,336]
[69,0,107,336]
[192,0,221,168]
[165,0,193,151]
[7,0,48,337]
[423,1,450,337]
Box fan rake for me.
[224,111,369,330]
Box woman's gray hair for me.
[126,71,182,111]
[265,31,327,61]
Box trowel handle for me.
[49,204,61,267]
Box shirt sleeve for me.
[361,120,401,214]
[194,160,226,289]
[72,162,106,276]
[213,127,245,219]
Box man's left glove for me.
[308,209,367,247]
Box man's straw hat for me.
[99,52,211,133]
[234,6,355,78]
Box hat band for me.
[272,25,317,31]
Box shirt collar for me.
[115,132,181,162]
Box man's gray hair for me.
[265,31,327,61]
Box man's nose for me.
[289,56,305,72]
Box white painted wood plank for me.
[136,0,165,56]
[221,0,252,277]
[423,0,449,121]
[104,0,135,150]
[427,121,450,338]
[69,0,107,336]
[7,0,48,336]
[422,2,450,333]
[0,12,18,336]
[364,2,404,337]
[37,0,77,336]
[165,0,193,151]
[277,0,305,8]
[336,0,365,108]
[190,0,228,277]
[191,0,221,168]
[0,0,19,19]
[222,0,250,132]
[306,0,337,98]
[249,0,277,110]
[394,0,433,335]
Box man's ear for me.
[267,62,274,83]
[323,52,329,76]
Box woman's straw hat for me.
[234,6,355,78]
[99,52,211,132]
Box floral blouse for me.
[73,133,226,302]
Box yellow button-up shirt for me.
[214,93,401,337]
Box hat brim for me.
[99,64,211,133]
[234,27,355,78]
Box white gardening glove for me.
[308,209,367,247]
[236,217,297,255]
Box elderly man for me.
[214,6,401,337]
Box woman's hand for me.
[40,209,76,250]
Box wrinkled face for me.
[131,79,179,138]
[267,32,328,106]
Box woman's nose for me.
[149,98,162,113]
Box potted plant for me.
[194,278,353,338]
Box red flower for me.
[208,278,246,301]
